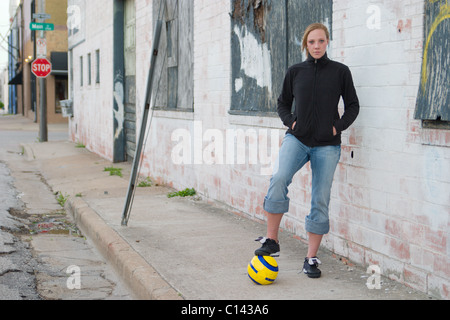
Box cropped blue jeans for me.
[264,134,341,235]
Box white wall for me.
[69,0,114,161]
[326,0,449,298]
[72,0,449,298]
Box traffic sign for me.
[33,13,51,20]
[30,22,54,31]
[36,38,47,57]
[32,58,52,78]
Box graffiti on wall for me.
[113,71,124,140]
[415,0,450,122]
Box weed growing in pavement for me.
[137,177,153,187]
[167,188,196,198]
[104,167,123,177]
[56,192,69,207]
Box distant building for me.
[0,67,9,113]
[7,0,68,123]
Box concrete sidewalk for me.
[21,139,432,300]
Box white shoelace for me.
[255,236,268,244]
[308,257,322,266]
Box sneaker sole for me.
[303,268,321,278]
[270,252,280,257]
[254,251,280,257]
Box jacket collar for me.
[306,52,330,65]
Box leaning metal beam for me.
[121,20,163,226]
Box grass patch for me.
[167,188,196,198]
[75,142,86,148]
[104,167,123,177]
[137,177,152,187]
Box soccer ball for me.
[247,255,279,285]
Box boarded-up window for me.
[415,0,450,125]
[230,0,333,115]
[153,0,194,111]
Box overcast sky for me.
[0,1,11,69]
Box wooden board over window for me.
[230,0,333,115]
[153,0,194,111]
[415,0,450,123]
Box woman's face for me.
[306,29,329,60]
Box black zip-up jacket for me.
[277,53,360,147]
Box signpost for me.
[33,13,51,20]
[31,8,51,142]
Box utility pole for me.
[38,0,47,142]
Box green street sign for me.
[30,22,54,31]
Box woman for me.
[254,23,360,278]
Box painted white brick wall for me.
[69,0,114,161]
[328,0,449,298]
[73,0,449,299]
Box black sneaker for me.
[254,237,280,257]
[303,257,322,278]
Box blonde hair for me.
[302,23,330,54]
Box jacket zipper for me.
[310,59,318,137]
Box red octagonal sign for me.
[32,58,52,78]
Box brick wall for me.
[76,0,449,299]
[325,0,449,298]
[69,0,114,161]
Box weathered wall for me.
[326,0,449,299]
[415,0,450,122]
[68,0,114,161]
[72,0,449,299]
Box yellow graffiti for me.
[421,1,450,91]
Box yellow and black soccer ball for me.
[247,255,279,285]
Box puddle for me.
[8,208,83,237]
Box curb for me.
[65,197,183,300]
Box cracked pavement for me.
[0,115,132,300]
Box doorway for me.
[124,0,136,162]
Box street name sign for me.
[30,22,54,31]
[33,13,51,20]
[32,58,52,78]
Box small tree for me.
[0,101,4,110]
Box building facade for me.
[8,0,68,123]
[68,0,449,299]
[0,67,8,113]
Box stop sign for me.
[32,58,52,78]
